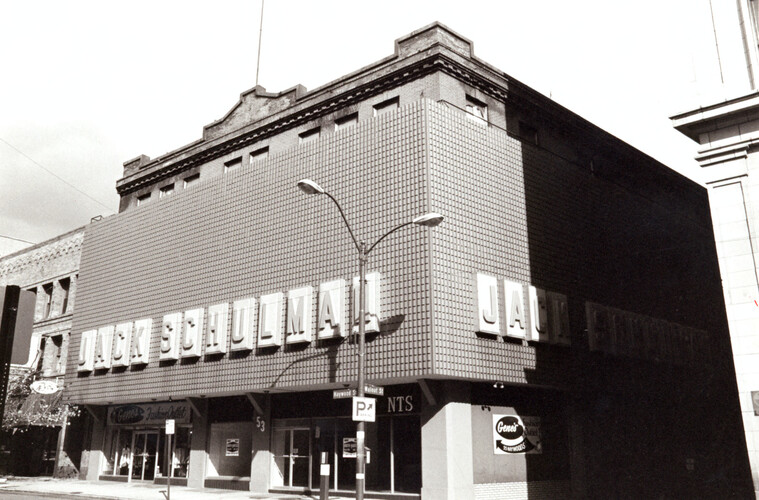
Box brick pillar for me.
[421,381,474,500]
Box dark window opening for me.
[299,127,321,144]
[373,97,399,116]
[335,113,358,131]
[60,277,70,314]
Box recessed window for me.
[42,283,53,319]
[299,127,321,144]
[373,97,399,116]
[519,121,539,146]
[249,146,269,164]
[465,95,488,124]
[159,184,175,198]
[136,193,151,206]
[183,173,200,188]
[60,277,70,314]
[335,113,358,131]
[224,157,242,173]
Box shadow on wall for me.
[519,131,753,498]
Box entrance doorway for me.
[130,431,160,481]
[272,428,310,488]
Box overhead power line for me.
[0,234,36,245]
[0,136,115,213]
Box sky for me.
[0,0,729,256]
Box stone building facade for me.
[672,2,759,496]
[0,226,84,476]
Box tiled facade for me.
[65,23,752,498]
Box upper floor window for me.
[60,277,70,314]
[519,121,539,146]
[44,334,65,376]
[465,95,488,124]
[373,97,399,116]
[137,193,151,206]
[42,283,53,319]
[183,173,200,188]
[159,184,175,198]
[299,127,321,144]
[249,146,269,164]
[335,113,358,131]
[224,157,242,173]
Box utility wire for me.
[0,234,36,245]
[0,136,115,213]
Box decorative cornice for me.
[116,53,512,196]
[0,230,83,280]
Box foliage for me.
[2,368,80,431]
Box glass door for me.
[272,428,311,488]
[130,431,160,481]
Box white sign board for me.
[165,419,175,435]
[30,380,60,395]
[226,438,239,456]
[492,414,541,454]
[352,396,376,422]
[342,437,357,458]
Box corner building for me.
[64,23,752,499]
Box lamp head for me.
[412,212,444,227]
[297,179,325,195]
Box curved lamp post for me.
[297,178,442,500]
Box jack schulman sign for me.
[78,273,380,373]
[475,273,707,367]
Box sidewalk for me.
[0,477,350,500]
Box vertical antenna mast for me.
[255,0,265,87]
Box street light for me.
[297,178,443,500]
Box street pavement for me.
[0,477,350,500]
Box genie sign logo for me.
[108,402,191,426]
[492,414,541,454]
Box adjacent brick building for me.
[0,226,84,477]
[64,23,753,498]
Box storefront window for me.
[115,430,132,476]
[391,415,421,493]
[171,427,191,478]
[282,415,420,493]
[272,386,421,494]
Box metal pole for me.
[166,433,172,500]
[319,451,330,500]
[356,242,367,500]
[53,404,69,477]
[255,0,265,87]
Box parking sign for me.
[352,396,375,422]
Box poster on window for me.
[342,437,357,458]
[492,414,541,454]
[226,438,240,457]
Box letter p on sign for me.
[352,396,376,422]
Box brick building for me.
[0,226,84,477]
[64,24,752,498]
